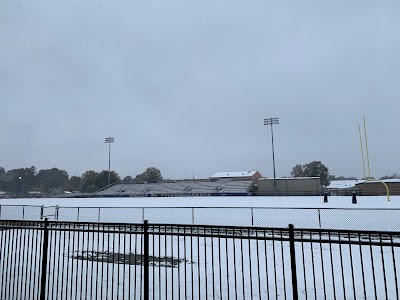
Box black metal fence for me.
[0,219,399,299]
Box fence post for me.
[55,205,59,221]
[143,220,149,300]
[251,207,254,226]
[318,209,322,229]
[40,206,44,220]
[40,218,50,300]
[352,192,357,204]
[288,224,299,300]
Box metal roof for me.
[210,171,258,178]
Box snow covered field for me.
[1,195,399,209]
[1,195,400,299]
[1,196,400,231]
[1,221,398,299]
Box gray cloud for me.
[1,0,399,179]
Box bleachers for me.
[97,180,254,197]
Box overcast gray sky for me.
[1,0,399,180]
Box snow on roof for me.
[326,179,400,189]
[356,178,400,184]
[326,180,362,189]
[210,171,258,178]
[382,178,400,183]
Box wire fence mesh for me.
[1,204,400,231]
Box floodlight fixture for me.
[264,117,279,126]
[105,137,115,186]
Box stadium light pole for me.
[18,176,22,196]
[105,137,114,186]
[264,117,279,195]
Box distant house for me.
[325,180,361,195]
[210,171,262,181]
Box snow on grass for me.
[1,196,400,231]
[0,195,399,208]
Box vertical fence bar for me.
[143,220,149,300]
[192,207,195,224]
[40,218,50,300]
[288,224,298,300]
[251,207,254,226]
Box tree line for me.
[0,166,163,195]
[290,160,399,187]
[1,162,396,195]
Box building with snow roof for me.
[325,180,361,195]
[355,179,400,195]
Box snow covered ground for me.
[1,196,400,231]
[1,196,399,299]
[2,222,398,299]
[0,195,399,208]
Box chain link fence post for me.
[318,208,322,229]
[55,205,59,221]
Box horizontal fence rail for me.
[1,204,400,231]
[0,220,399,299]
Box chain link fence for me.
[1,204,400,231]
